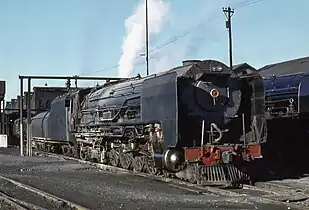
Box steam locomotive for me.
[29,59,267,187]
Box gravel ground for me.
[0,147,22,156]
[0,147,303,210]
[255,176,309,206]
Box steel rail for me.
[0,175,89,210]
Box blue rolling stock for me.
[263,72,309,118]
[259,56,309,178]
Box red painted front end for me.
[184,144,262,166]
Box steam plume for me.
[118,0,169,77]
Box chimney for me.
[182,60,201,66]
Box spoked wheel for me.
[132,156,145,172]
[79,148,88,161]
[72,143,79,158]
[100,151,105,163]
[119,153,132,169]
[61,145,71,156]
[46,144,51,153]
[109,149,120,167]
[100,150,107,164]
[68,145,74,157]
[145,157,159,175]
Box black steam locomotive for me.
[30,59,267,187]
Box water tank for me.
[182,60,201,66]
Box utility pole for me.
[223,7,234,72]
[1,99,4,134]
[145,0,149,76]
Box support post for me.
[19,78,24,156]
[1,99,4,134]
[5,108,8,136]
[2,99,5,134]
[223,7,234,72]
[27,78,32,156]
[145,0,149,76]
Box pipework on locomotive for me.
[18,59,267,187]
[263,72,309,119]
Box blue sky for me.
[0,0,309,100]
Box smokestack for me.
[182,60,201,66]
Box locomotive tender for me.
[31,59,267,186]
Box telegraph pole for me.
[223,7,234,72]
[145,0,149,76]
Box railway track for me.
[34,150,309,210]
[0,190,41,210]
[0,174,88,210]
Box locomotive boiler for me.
[31,59,267,187]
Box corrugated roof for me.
[258,56,309,78]
[232,63,256,72]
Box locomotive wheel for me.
[145,157,159,175]
[61,145,70,156]
[132,156,145,172]
[72,143,79,158]
[119,153,132,169]
[50,145,57,153]
[68,145,74,157]
[46,144,51,153]
[80,148,88,161]
[100,150,107,164]
[109,149,120,167]
[162,171,172,178]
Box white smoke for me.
[118,0,169,77]
[152,54,170,73]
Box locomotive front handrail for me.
[210,123,223,143]
[265,86,298,93]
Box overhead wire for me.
[79,0,266,76]
[234,0,265,8]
